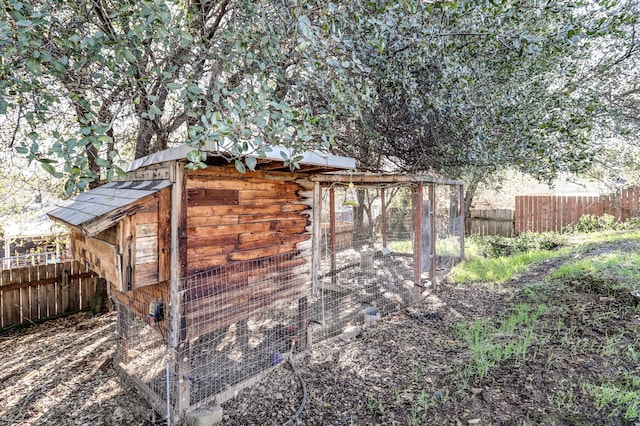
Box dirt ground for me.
[2,239,640,425]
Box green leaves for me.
[1,0,637,197]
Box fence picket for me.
[0,261,97,329]
[515,186,640,234]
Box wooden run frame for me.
[310,173,465,294]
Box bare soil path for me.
[2,239,639,425]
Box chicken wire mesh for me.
[112,181,464,421]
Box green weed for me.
[387,239,412,254]
[451,249,570,284]
[588,374,640,421]
[546,252,640,294]
[454,303,546,381]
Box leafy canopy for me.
[1,0,370,192]
[1,0,638,195]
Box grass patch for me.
[588,374,640,421]
[454,303,548,381]
[546,251,640,294]
[452,229,640,286]
[568,229,640,245]
[388,239,412,254]
[450,249,570,284]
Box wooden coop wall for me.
[184,166,313,275]
[122,187,171,288]
[181,165,314,338]
[70,231,119,286]
[70,188,171,293]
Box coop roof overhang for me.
[47,180,172,237]
[311,173,465,186]
[126,142,356,174]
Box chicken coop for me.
[47,144,464,423]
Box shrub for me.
[618,216,640,230]
[476,232,565,258]
[569,213,617,233]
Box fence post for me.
[61,269,70,312]
[412,183,424,299]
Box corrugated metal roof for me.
[126,142,356,173]
[47,180,171,234]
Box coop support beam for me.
[169,161,191,416]
[117,306,130,363]
[298,296,310,350]
[381,188,387,248]
[177,339,191,415]
[329,187,337,286]
[412,183,424,300]
[459,184,465,260]
[312,182,321,294]
[169,161,185,347]
[429,184,437,290]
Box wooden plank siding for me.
[131,188,171,287]
[467,209,515,236]
[179,166,313,337]
[184,166,313,276]
[515,187,640,234]
[68,187,171,292]
[71,230,119,286]
[0,261,96,329]
[109,281,170,336]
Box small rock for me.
[340,326,361,341]
[468,419,482,425]
[470,387,483,395]
[112,407,124,419]
[274,392,284,400]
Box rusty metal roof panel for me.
[47,180,171,234]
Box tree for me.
[1,0,371,192]
[1,0,638,200]
[327,0,639,213]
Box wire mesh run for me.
[112,180,464,421]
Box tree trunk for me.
[464,179,479,235]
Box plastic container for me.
[363,306,380,324]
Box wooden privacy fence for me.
[468,209,515,236]
[0,260,97,329]
[515,187,640,234]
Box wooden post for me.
[298,296,309,350]
[176,339,190,413]
[311,182,321,294]
[428,184,436,290]
[117,305,130,363]
[381,188,387,248]
[170,162,190,416]
[329,187,337,286]
[459,184,465,260]
[413,183,424,300]
[158,187,171,282]
[61,269,70,312]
